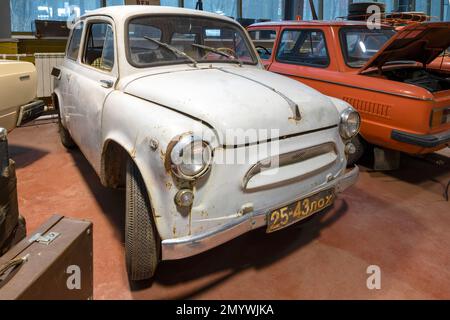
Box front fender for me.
[101,91,215,240]
[329,96,355,115]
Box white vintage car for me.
[53,6,360,280]
[0,60,46,132]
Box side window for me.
[83,23,115,72]
[66,23,84,60]
[248,29,277,60]
[276,29,329,67]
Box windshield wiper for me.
[144,36,198,67]
[192,43,243,67]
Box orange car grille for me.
[343,97,391,119]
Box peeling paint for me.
[130,133,139,159]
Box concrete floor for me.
[7,119,450,300]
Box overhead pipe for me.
[196,0,203,10]
[309,0,319,20]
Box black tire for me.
[125,158,160,281]
[347,135,366,166]
[58,114,76,149]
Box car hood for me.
[360,22,450,74]
[123,66,339,146]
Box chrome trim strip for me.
[242,142,337,190]
[276,72,433,101]
[161,165,359,261]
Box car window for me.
[83,23,115,72]
[101,26,115,71]
[129,24,163,60]
[171,33,197,57]
[340,28,395,68]
[248,29,277,60]
[66,22,84,61]
[127,15,257,67]
[276,29,329,67]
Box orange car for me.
[429,49,450,71]
[248,21,450,165]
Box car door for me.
[70,18,117,172]
[58,21,84,130]
[248,27,280,69]
[269,27,340,93]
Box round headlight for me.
[340,109,361,140]
[169,134,212,180]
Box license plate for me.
[267,189,335,233]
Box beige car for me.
[0,60,46,132]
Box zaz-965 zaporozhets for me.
[53,6,360,280]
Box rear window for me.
[276,29,329,68]
[340,27,395,68]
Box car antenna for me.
[309,0,319,20]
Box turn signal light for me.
[431,108,450,128]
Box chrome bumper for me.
[161,166,359,261]
[16,100,47,127]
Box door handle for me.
[100,80,114,88]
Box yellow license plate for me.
[267,189,335,233]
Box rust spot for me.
[131,134,139,159]
[288,117,301,124]
[172,226,177,237]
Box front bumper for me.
[16,100,47,127]
[391,129,450,148]
[161,165,359,261]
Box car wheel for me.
[125,158,160,281]
[347,135,366,166]
[58,115,76,149]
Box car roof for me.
[82,5,239,25]
[249,20,393,28]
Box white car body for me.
[53,6,359,261]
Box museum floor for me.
[8,119,450,299]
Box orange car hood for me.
[359,22,450,74]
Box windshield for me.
[340,28,395,68]
[127,15,257,67]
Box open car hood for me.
[359,22,450,74]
